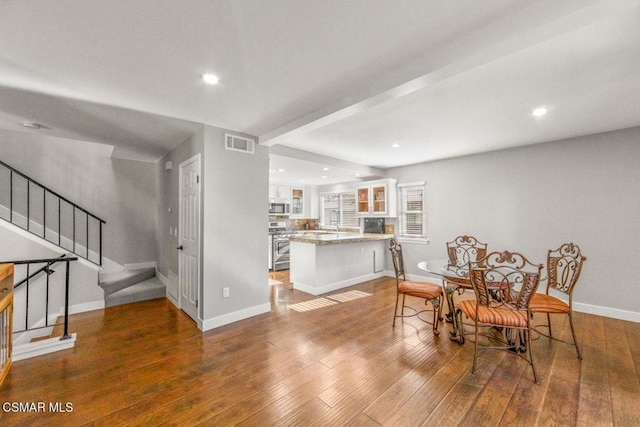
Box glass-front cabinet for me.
[357,183,387,215]
[290,187,304,217]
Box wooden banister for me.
[0,263,14,386]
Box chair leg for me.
[432,296,441,336]
[392,292,400,327]
[526,328,539,384]
[546,312,552,338]
[472,320,479,374]
[568,311,582,360]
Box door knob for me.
[177,245,183,250]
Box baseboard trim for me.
[407,273,640,323]
[124,261,157,271]
[12,333,77,362]
[200,303,271,332]
[574,302,640,323]
[65,300,105,315]
[294,271,388,296]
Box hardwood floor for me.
[1,272,639,426]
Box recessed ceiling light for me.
[277,169,285,172]
[322,167,329,171]
[532,107,547,117]
[202,73,219,85]
[391,143,400,148]
[355,173,361,177]
[299,179,305,183]
[321,175,328,179]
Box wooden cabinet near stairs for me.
[0,263,14,386]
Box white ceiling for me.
[1,1,639,183]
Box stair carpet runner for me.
[98,267,165,308]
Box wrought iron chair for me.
[458,251,543,384]
[443,235,487,325]
[389,239,443,335]
[529,242,586,359]
[447,235,488,268]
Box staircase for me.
[99,267,166,308]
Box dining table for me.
[418,259,537,350]
[417,259,471,343]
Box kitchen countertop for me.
[289,231,395,245]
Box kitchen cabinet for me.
[290,187,304,217]
[289,185,319,219]
[269,184,291,203]
[290,238,388,295]
[356,179,397,217]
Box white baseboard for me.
[200,303,271,332]
[156,271,167,285]
[124,261,157,271]
[12,333,77,362]
[65,299,105,315]
[294,271,388,296]
[574,302,640,323]
[405,273,640,323]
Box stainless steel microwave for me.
[268,203,290,215]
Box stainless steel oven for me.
[272,235,290,271]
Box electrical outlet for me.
[223,287,230,298]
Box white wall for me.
[384,126,640,320]
[0,129,159,266]
[156,125,270,330]
[201,126,270,328]
[156,127,204,279]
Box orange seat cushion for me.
[528,293,570,313]
[399,280,441,300]
[458,300,529,328]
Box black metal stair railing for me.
[1,255,79,340]
[0,160,105,266]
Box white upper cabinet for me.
[356,179,397,217]
[269,184,291,203]
[289,185,319,218]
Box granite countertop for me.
[289,231,395,245]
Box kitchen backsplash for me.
[269,217,317,231]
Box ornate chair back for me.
[447,235,487,267]
[469,251,542,310]
[546,242,586,296]
[389,238,406,284]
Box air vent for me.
[225,133,255,154]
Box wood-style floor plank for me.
[0,271,639,426]
[603,316,640,426]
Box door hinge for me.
[196,300,198,308]
[196,175,200,184]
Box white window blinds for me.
[321,192,358,228]
[399,183,426,238]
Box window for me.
[321,191,359,228]
[398,182,426,239]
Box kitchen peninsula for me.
[289,231,394,295]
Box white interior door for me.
[178,154,201,323]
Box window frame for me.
[320,191,359,228]
[397,181,427,241]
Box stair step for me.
[105,276,166,308]
[99,267,156,297]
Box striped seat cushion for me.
[528,293,570,313]
[458,300,529,328]
[399,280,441,299]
